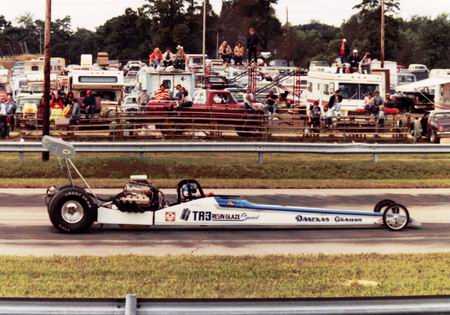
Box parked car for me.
[426,111,450,143]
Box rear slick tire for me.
[48,188,97,233]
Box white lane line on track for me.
[0,236,449,245]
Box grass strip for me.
[0,254,449,298]
[3,178,450,189]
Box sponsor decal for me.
[181,210,258,222]
[165,211,176,222]
[296,215,330,223]
[296,215,363,223]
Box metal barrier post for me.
[258,152,264,165]
[373,153,379,163]
[125,294,137,315]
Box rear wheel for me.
[383,204,410,231]
[48,188,97,233]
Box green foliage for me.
[0,1,448,69]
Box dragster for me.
[42,136,419,233]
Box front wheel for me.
[383,204,410,231]
[48,188,97,233]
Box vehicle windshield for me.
[339,83,379,100]
[93,90,119,102]
[433,113,450,120]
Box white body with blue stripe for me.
[98,196,386,228]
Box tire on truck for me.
[48,187,97,233]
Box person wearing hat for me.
[349,49,360,73]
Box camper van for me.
[137,68,196,99]
[306,68,386,114]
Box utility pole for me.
[202,0,207,76]
[42,0,52,161]
[380,0,385,68]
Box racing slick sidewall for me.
[48,187,98,233]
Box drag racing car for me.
[42,136,419,233]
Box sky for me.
[1,0,449,30]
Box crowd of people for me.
[336,38,373,74]
[218,27,260,66]
[149,45,187,70]
[0,94,17,138]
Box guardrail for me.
[1,141,448,164]
[1,294,450,314]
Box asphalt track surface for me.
[1,188,450,256]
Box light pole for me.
[380,0,385,68]
[202,0,207,76]
[42,0,52,161]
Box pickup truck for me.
[144,89,267,137]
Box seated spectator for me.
[219,41,233,65]
[50,92,64,110]
[154,84,170,100]
[162,48,175,68]
[378,105,385,128]
[149,48,163,68]
[175,85,192,108]
[328,89,343,115]
[278,91,290,108]
[360,52,372,74]
[349,49,360,73]
[174,46,187,70]
[138,89,150,106]
[233,42,245,66]
[309,101,322,130]
[83,90,97,119]
[266,90,278,116]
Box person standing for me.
[246,27,259,63]
[338,38,350,63]
[138,89,150,107]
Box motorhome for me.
[306,67,386,114]
[408,64,429,81]
[430,69,450,79]
[68,68,124,116]
[137,68,196,99]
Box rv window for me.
[307,82,313,93]
[79,76,118,84]
[94,90,118,102]
[339,83,379,100]
[31,66,39,71]
[324,84,330,95]
[162,80,172,90]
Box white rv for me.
[306,67,386,114]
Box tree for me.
[353,0,400,15]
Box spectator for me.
[349,49,360,73]
[328,89,343,113]
[0,97,7,138]
[68,95,81,125]
[154,84,170,100]
[162,48,175,68]
[338,38,350,63]
[233,42,245,66]
[278,91,290,108]
[309,101,322,130]
[412,116,422,143]
[218,41,232,65]
[149,48,163,68]
[246,27,259,63]
[83,90,97,119]
[324,106,333,128]
[175,84,193,108]
[266,90,278,117]
[378,105,385,128]
[360,52,372,74]
[364,92,374,112]
[138,89,150,107]
[50,93,64,110]
[5,94,16,132]
[174,46,187,70]
[372,91,384,116]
